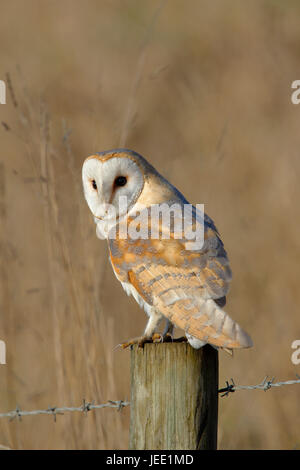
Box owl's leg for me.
[144,309,163,337]
[160,319,174,342]
[161,320,187,343]
[163,319,174,336]
[119,310,163,349]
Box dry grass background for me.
[0,0,300,450]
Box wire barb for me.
[218,379,236,397]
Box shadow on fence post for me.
[129,342,218,450]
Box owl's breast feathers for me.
[108,208,252,349]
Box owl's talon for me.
[118,333,165,349]
[162,332,173,343]
[115,334,188,350]
[172,336,188,343]
[152,333,163,343]
[121,338,141,349]
[117,336,151,349]
[160,333,187,343]
[137,336,152,348]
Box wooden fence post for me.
[129,342,218,450]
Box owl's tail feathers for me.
[184,298,253,350]
[214,304,253,348]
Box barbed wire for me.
[218,375,300,397]
[0,376,299,420]
[0,399,130,422]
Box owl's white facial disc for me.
[82,156,144,228]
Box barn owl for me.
[82,149,252,351]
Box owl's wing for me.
[109,209,252,349]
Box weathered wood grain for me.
[129,342,218,450]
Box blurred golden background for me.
[0,0,300,450]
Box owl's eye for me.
[114,176,127,187]
[91,179,97,190]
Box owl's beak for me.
[93,202,115,221]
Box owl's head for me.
[82,149,186,238]
[82,149,151,224]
